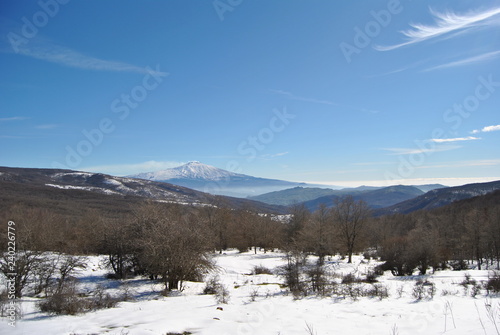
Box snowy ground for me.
[2,250,500,335]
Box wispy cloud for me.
[0,116,29,122]
[82,160,184,176]
[261,152,289,159]
[271,89,379,114]
[375,6,500,51]
[382,144,461,155]
[431,136,480,143]
[12,39,167,76]
[424,50,500,71]
[471,124,500,134]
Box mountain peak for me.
[129,161,242,182]
[127,161,306,197]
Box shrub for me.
[252,265,273,275]
[118,281,136,302]
[249,287,259,302]
[38,280,85,315]
[306,264,328,295]
[365,283,389,300]
[450,259,468,271]
[202,276,230,304]
[364,270,379,283]
[412,280,435,300]
[38,281,119,315]
[396,285,404,299]
[486,272,500,294]
[460,273,483,297]
[89,285,120,310]
[203,276,222,295]
[277,252,308,298]
[341,273,358,284]
[441,289,458,296]
[215,285,230,304]
[470,283,482,298]
[461,273,476,286]
[373,264,386,276]
[342,283,363,301]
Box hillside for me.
[376,180,500,215]
[0,167,286,220]
[301,185,425,211]
[248,186,339,206]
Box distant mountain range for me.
[375,180,500,216]
[1,166,498,218]
[128,161,309,197]
[250,180,500,213]
[249,184,447,209]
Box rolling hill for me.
[249,184,446,210]
[0,166,286,220]
[301,185,426,211]
[375,180,500,216]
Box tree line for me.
[1,190,499,297]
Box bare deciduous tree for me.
[299,204,335,264]
[331,196,370,263]
[135,203,214,292]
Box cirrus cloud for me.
[431,136,480,143]
[375,6,500,51]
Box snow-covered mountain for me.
[128,161,306,197]
[130,161,243,181]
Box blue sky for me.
[1,0,499,187]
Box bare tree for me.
[287,204,310,243]
[331,196,370,263]
[135,203,214,292]
[203,197,231,253]
[300,204,335,264]
[98,217,139,279]
[0,251,43,298]
[55,255,86,292]
[465,208,487,270]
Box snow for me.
[53,172,93,178]
[129,161,244,182]
[103,178,123,186]
[2,251,500,335]
[45,183,93,191]
[45,183,120,195]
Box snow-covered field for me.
[2,250,500,335]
